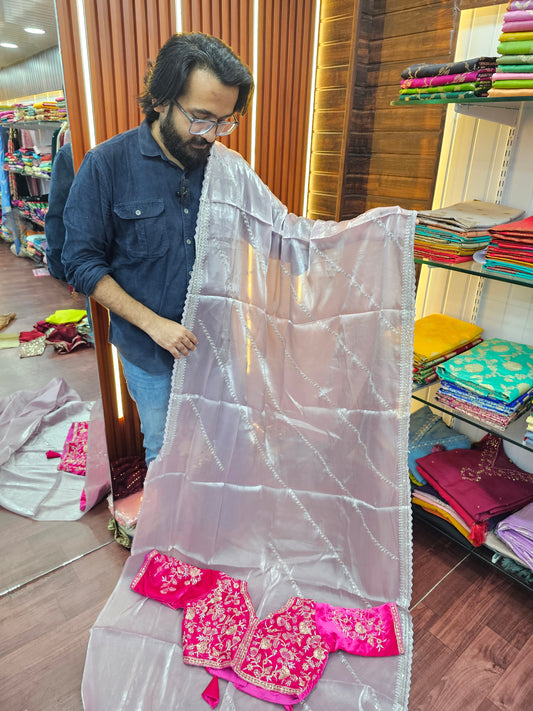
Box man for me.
[45,141,74,282]
[62,33,254,466]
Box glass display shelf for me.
[391,96,533,106]
[412,506,533,593]
[2,120,65,129]
[415,257,533,289]
[412,381,533,453]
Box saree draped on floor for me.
[82,143,416,710]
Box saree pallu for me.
[81,142,416,711]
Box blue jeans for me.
[119,355,173,465]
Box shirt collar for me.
[139,118,166,159]
[138,117,207,181]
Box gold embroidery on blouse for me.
[461,434,533,484]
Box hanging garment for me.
[131,549,404,710]
[82,141,416,710]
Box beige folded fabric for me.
[0,312,16,331]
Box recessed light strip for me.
[76,0,97,148]
[302,0,321,217]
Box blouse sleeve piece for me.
[131,549,218,609]
[315,601,404,657]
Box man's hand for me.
[147,317,198,359]
[91,275,198,358]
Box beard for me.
[159,109,211,170]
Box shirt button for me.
[186,239,192,245]
[135,209,141,215]
[184,208,189,214]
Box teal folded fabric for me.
[409,405,471,485]
[436,338,533,402]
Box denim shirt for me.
[45,141,75,281]
[62,120,204,374]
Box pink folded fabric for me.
[401,71,479,88]
[492,71,533,80]
[504,9,533,22]
[503,19,533,32]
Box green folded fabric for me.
[493,64,533,71]
[396,91,476,102]
[400,82,476,94]
[492,79,533,88]
[497,40,533,54]
[497,54,533,64]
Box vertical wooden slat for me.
[55,0,90,169]
[255,0,317,214]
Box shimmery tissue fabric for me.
[81,142,416,710]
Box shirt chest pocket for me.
[113,199,168,259]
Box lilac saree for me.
[82,143,416,710]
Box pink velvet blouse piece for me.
[131,550,404,709]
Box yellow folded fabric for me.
[412,498,471,540]
[499,31,533,41]
[45,309,87,324]
[414,313,483,364]
[0,332,20,349]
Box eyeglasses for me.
[173,101,239,137]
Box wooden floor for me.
[0,240,532,710]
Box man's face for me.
[156,67,239,170]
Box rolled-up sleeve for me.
[62,150,114,296]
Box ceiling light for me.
[24,28,46,35]
[0,42,18,48]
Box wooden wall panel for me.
[181,0,254,162]
[55,0,90,170]
[254,0,317,214]
[307,0,359,220]
[339,0,504,219]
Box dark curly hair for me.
[138,33,254,123]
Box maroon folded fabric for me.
[415,434,533,546]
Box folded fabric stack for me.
[491,0,533,97]
[526,403,533,446]
[413,313,483,387]
[415,199,524,263]
[435,337,533,430]
[484,214,533,280]
[0,108,16,123]
[408,405,471,485]
[415,433,533,545]
[3,147,52,178]
[11,198,48,227]
[496,501,533,570]
[397,57,497,103]
[34,101,64,122]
